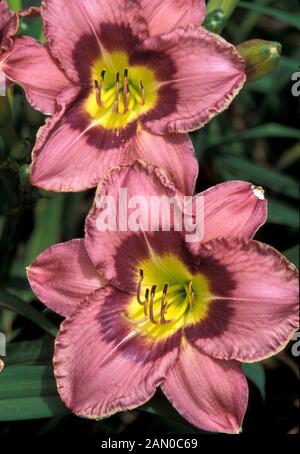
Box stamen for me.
[123,68,129,113]
[94,80,102,107]
[122,314,148,326]
[140,80,145,105]
[113,72,120,113]
[149,285,159,325]
[143,289,149,317]
[189,282,195,308]
[94,70,106,107]
[137,269,147,305]
[160,283,170,325]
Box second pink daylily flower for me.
[1,0,245,193]
[28,162,299,433]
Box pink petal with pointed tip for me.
[141,26,245,134]
[130,129,198,195]
[162,341,248,433]
[141,0,206,36]
[1,36,73,115]
[41,0,147,83]
[54,287,179,419]
[186,238,299,362]
[27,239,106,317]
[188,181,268,254]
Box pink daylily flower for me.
[1,0,245,193]
[27,162,299,434]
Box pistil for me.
[113,72,120,113]
[123,68,129,113]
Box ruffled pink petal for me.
[41,0,147,83]
[186,238,299,362]
[27,239,106,317]
[1,36,73,115]
[130,129,198,195]
[162,341,248,433]
[0,0,18,52]
[54,286,179,419]
[188,181,267,254]
[29,86,133,192]
[141,0,206,37]
[140,26,246,134]
[85,161,197,291]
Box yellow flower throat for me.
[85,51,159,130]
[125,255,212,341]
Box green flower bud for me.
[205,0,239,33]
[203,9,226,34]
[236,39,282,83]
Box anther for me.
[113,72,120,113]
[123,68,129,113]
[149,285,159,325]
[140,80,145,105]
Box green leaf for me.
[214,155,299,199]
[207,123,300,149]
[268,199,299,228]
[7,0,22,11]
[283,245,299,268]
[10,196,65,283]
[239,1,300,30]
[6,338,53,365]
[243,363,266,399]
[24,196,65,266]
[0,365,69,421]
[0,290,57,337]
[141,393,206,434]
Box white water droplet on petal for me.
[251,185,265,200]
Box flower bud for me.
[203,9,226,34]
[205,0,239,32]
[236,39,282,82]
